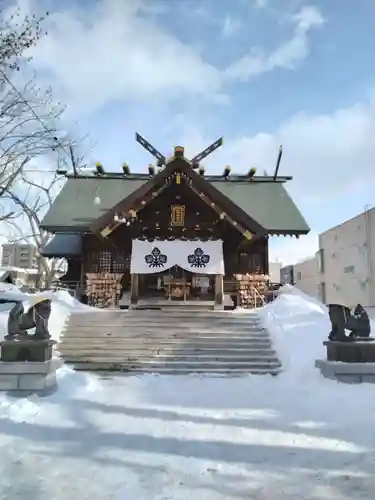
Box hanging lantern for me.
[94,196,101,205]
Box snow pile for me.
[0,288,375,498]
[259,286,330,376]
[259,285,375,381]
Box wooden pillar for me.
[214,274,224,307]
[264,236,269,275]
[80,259,85,286]
[130,273,139,305]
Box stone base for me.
[0,339,55,362]
[316,359,375,383]
[0,358,62,393]
[323,340,375,363]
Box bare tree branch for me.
[0,8,77,219]
[2,148,84,287]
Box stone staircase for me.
[58,310,282,375]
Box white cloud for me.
[178,96,375,198]
[15,0,324,112]
[225,6,325,81]
[225,100,375,197]
[26,0,222,110]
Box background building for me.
[293,257,320,299]
[1,243,37,269]
[268,261,282,283]
[282,205,375,307]
[318,206,375,307]
[280,264,294,285]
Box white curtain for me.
[130,239,224,275]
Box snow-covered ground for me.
[0,288,375,499]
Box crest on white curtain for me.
[187,248,210,268]
[131,239,224,274]
[144,247,168,268]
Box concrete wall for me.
[293,256,320,299]
[318,206,375,307]
[269,261,282,283]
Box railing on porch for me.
[252,286,265,308]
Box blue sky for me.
[5,0,375,263]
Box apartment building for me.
[269,261,282,283]
[318,206,375,307]
[281,206,375,306]
[1,243,37,269]
[293,256,320,300]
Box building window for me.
[343,265,355,274]
[319,282,326,303]
[317,249,324,273]
[297,271,302,281]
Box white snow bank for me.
[0,287,375,498]
[1,369,375,499]
[258,286,375,381]
[259,286,329,375]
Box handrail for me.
[253,286,265,308]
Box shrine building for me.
[40,135,309,309]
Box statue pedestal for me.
[0,339,61,393]
[316,339,375,383]
[1,339,55,362]
[315,359,375,384]
[323,339,375,363]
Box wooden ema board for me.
[235,274,268,308]
[85,273,124,308]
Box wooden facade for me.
[41,141,310,309]
[62,173,270,308]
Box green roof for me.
[41,175,309,234]
[40,234,82,257]
[212,181,309,233]
[41,177,145,230]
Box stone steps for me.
[70,364,281,375]
[60,351,279,361]
[60,343,275,352]
[67,312,259,323]
[58,310,281,375]
[61,327,268,342]
[60,358,282,373]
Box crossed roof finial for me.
[135,133,223,169]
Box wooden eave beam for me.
[187,183,254,241]
[99,183,168,238]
